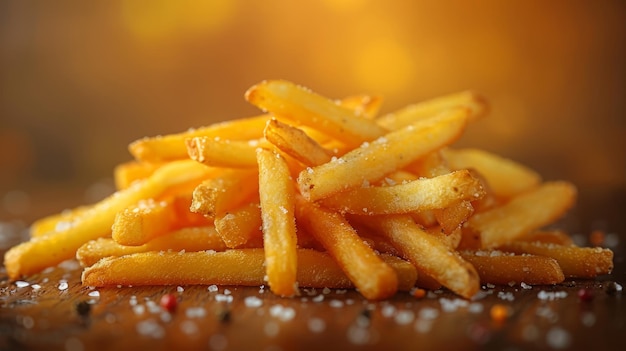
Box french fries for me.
[3,80,614,301]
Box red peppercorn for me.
[577,288,594,302]
[160,293,178,312]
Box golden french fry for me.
[128,115,269,162]
[295,196,398,300]
[114,161,163,190]
[190,168,259,217]
[29,205,90,238]
[4,160,215,280]
[186,137,266,168]
[81,248,417,290]
[320,170,484,215]
[214,201,263,248]
[245,80,387,147]
[460,250,565,285]
[377,90,488,130]
[76,226,229,267]
[353,214,479,299]
[112,199,177,246]
[264,118,333,166]
[337,94,384,119]
[298,108,469,201]
[434,201,474,234]
[466,181,577,248]
[497,241,613,278]
[442,148,541,199]
[257,148,298,297]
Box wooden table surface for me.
[1,187,625,351]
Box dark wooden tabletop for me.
[1,187,625,351]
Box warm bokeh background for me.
[1,0,625,223]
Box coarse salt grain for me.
[208,285,219,292]
[546,327,571,349]
[269,304,296,321]
[15,281,29,288]
[244,296,263,308]
[136,319,164,339]
[308,317,326,333]
[538,290,567,301]
[329,300,344,308]
[133,305,145,315]
[58,282,69,291]
[88,291,100,298]
[215,294,233,303]
[31,284,41,290]
[312,294,324,303]
[176,286,184,293]
[394,310,415,325]
[180,320,199,335]
[381,304,396,318]
[185,307,206,319]
[418,307,439,320]
[521,282,532,290]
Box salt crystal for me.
[307,317,326,333]
[31,284,41,290]
[394,310,415,325]
[322,287,331,294]
[215,294,233,303]
[244,296,263,308]
[381,304,396,318]
[177,286,184,293]
[88,291,100,297]
[15,281,29,288]
[520,282,532,290]
[208,285,219,292]
[133,305,145,315]
[136,319,164,339]
[185,307,206,318]
[312,294,324,303]
[329,300,344,308]
[468,303,484,314]
[418,307,439,320]
[58,282,69,291]
[414,319,433,333]
[269,304,296,321]
[546,327,571,349]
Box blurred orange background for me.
[1,0,625,222]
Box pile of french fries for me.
[3,80,614,300]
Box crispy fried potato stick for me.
[466,181,577,248]
[353,214,479,299]
[245,80,388,147]
[337,94,384,119]
[320,170,484,215]
[264,118,333,166]
[190,168,259,217]
[434,201,475,234]
[460,251,565,285]
[296,196,398,300]
[442,148,542,199]
[29,205,90,238]
[4,160,215,280]
[377,90,488,130]
[186,137,267,168]
[129,115,270,162]
[257,148,298,297]
[214,201,263,248]
[112,199,177,246]
[76,226,229,267]
[81,249,417,290]
[298,108,469,201]
[114,161,163,190]
[497,241,613,278]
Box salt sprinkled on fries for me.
[3,79,614,300]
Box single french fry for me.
[337,94,384,119]
[497,241,613,278]
[214,201,263,248]
[114,161,163,190]
[353,214,479,299]
[112,199,177,246]
[186,137,266,168]
[298,108,469,201]
[257,148,298,297]
[264,118,333,166]
[460,250,565,285]
[29,205,90,238]
[434,201,474,234]
[466,181,577,248]
[128,115,269,162]
[81,248,417,290]
[76,226,229,267]
[245,80,388,147]
[377,90,488,130]
[4,160,215,279]
[295,196,398,300]
[442,148,541,199]
[320,170,484,215]
[190,168,259,217]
